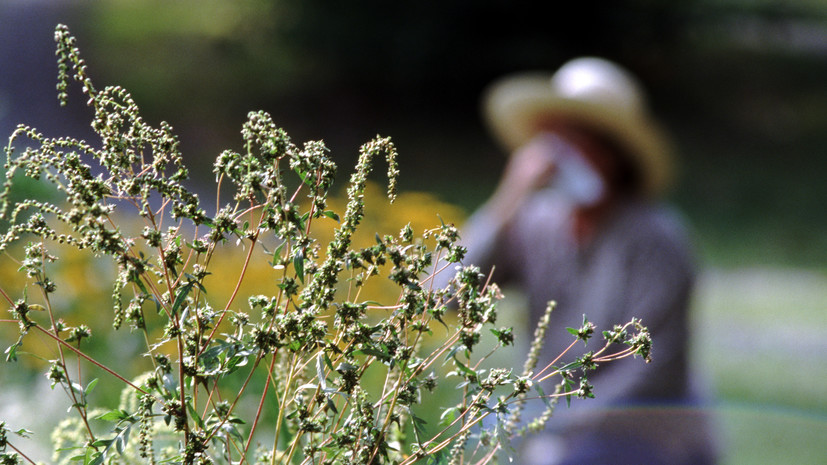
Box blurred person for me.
[457,58,718,464]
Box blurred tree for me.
[5,0,827,264]
[81,0,702,114]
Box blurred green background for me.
[1,0,826,463]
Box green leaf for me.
[150,295,162,314]
[296,169,311,187]
[323,352,336,371]
[271,240,286,259]
[155,374,174,396]
[225,352,250,373]
[225,423,246,442]
[69,381,86,397]
[451,356,477,378]
[316,352,327,391]
[86,447,103,465]
[186,401,205,429]
[358,347,391,363]
[90,439,112,448]
[293,250,305,283]
[534,384,555,410]
[561,377,575,408]
[443,344,466,362]
[199,344,225,363]
[84,378,99,397]
[326,397,338,414]
[558,361,582,372]
[335,362,358,373]
[95,409,130,422]
[410,412,428,434]
[56,446,85,453]
[439,406,460,427]
[5,341,20,362]
[90,451,105,465]
[426,450,448,465]
[171,281,195,316]
[115,433,125,455]
[322,210,340,222]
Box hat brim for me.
[482,73,673,196]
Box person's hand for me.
[486,135,558,222]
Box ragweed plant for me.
[0,25,652,465]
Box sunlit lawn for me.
[693,268,827,464]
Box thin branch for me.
[31,324,154,399]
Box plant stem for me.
[31,324,153,398]
[271,353,299,465]
[38,263,96,443]
[202,230,260,352]
[0,284,14,306]
[5,441,38,465]
[243,353,277,462]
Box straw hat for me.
[482,57,673,196]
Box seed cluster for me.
[0,25,652,465]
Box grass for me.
[692,267,827,464]
[715,402,827,465]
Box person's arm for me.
[435,136,558,289]
[588,224,697,406]
[478,136,558,230]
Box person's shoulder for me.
[622,199,691,238]
[617,199,696,260]
[626,200,698,282]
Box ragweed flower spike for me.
[1,24,656,465]
[300,135,399,313]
